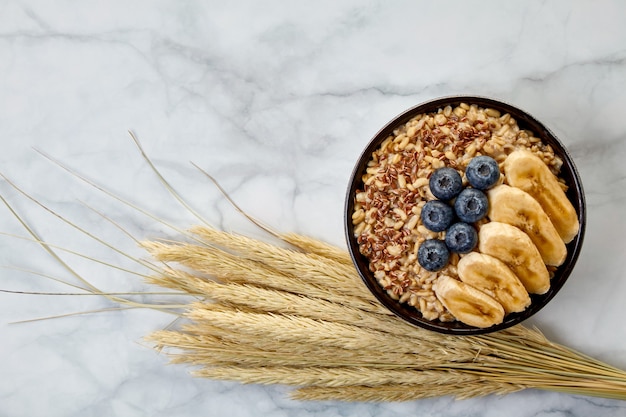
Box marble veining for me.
[2,1,626,416]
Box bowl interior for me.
[345,96,586,335]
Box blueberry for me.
[429,167,463,201]
[421,200,454,232]
[454,188,489,223]
[466,155,500,190]
[445,222,478,254]
[418,239,450,272]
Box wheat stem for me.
[147,330,453,369]
[194,366,484,388]
[291,381,523,402]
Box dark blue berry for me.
[465,155,500,190]
[418,239,450,272]
[421,200,454,232]
[429,167,463,201]
[445,222,478,254]
[454,188,489,223]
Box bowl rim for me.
[344,95,587,335]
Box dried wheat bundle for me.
[2,136,625,403]
[143,226,626,402]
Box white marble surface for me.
[1,0,626,415]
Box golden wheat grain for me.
[142,230,626,401]
[179,321,480,370]
[291,381,524,402]
[173,279,433,340]
[143,244,491,353]
[190,226,375,301]
[136,230,626,401]
[142,240,391,315]
[188,280,485,353]
[194,366,482,388]
[148,329,457,369]
[279,233,353,266]
[186,307,478,359]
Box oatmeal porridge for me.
[351,103,568,323]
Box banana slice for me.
[478,222,550,294]
[504,150,579,243]
[433,275,505,328]
[487,184,566,266]
[457,252,531,314]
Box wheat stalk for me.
[291,382,523,402]
[3,135,624,403]
[190,225,376,301]
[141,228,626,402]
[279,232,354,266]
[148,332,442,368]
[141,239,390,315]
[194,366,482,388]
[156,276,456,346]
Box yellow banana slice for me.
[487,184,567,266]
[503,150,580,243]
[478,222,550,294]
[457,252,531,314]
[433,275,505,328]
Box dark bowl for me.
[345,96,586,335]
